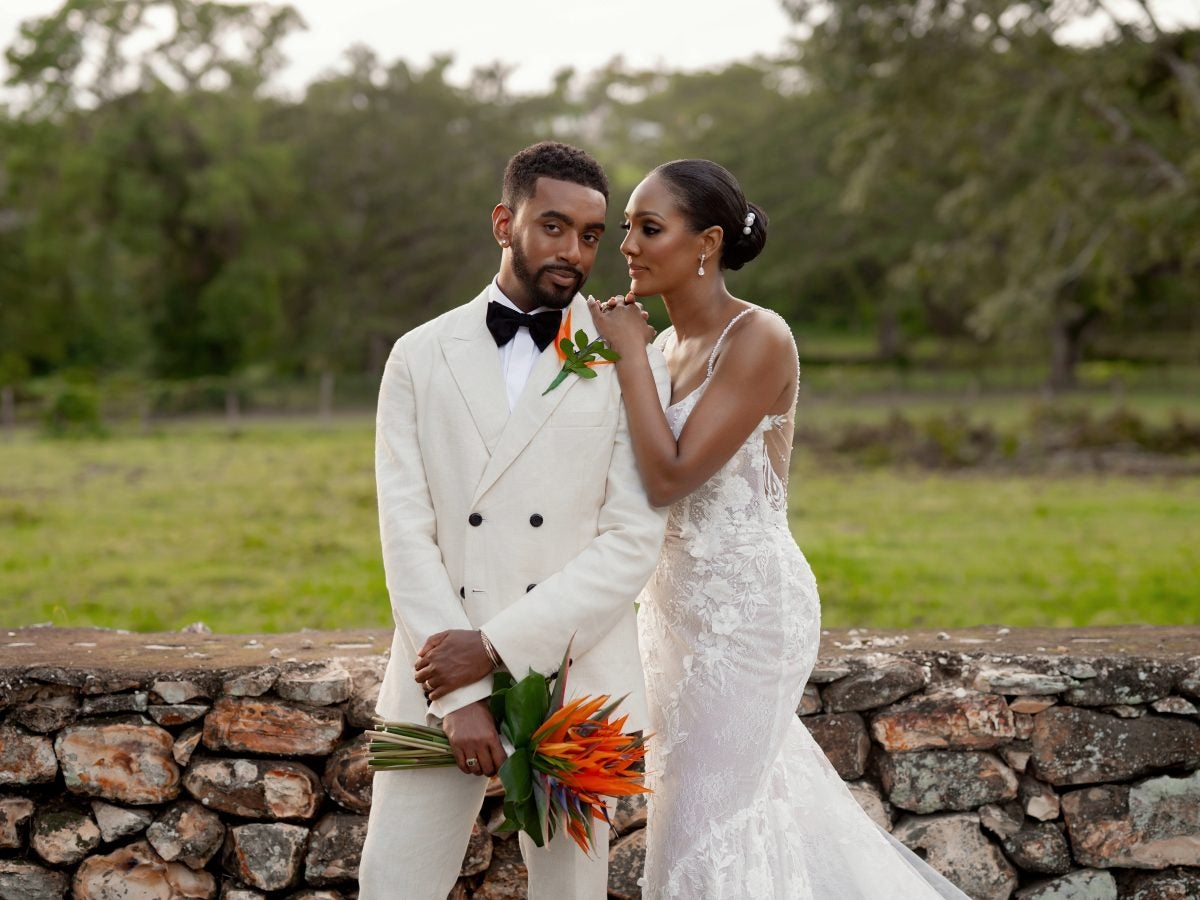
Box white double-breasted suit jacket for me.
[373,287,670,731]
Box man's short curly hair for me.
[501,142,609,211]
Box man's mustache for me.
[539,265,583,281]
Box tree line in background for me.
[0,0,1197,407]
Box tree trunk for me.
[225,387,241,431]
[319,371,335,424]
[1047,306,1097,393]
[876,301,904,363]
[1,385,14,437]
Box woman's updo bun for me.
[652,159,769,271]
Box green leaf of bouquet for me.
[576,367,598,379]
[595,346,620,362]
[575,329,588,348]
[489,673,514,722]
[533,774,550,844]
[504,672,550,748]
[548,638,574,715]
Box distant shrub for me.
[42,384,106,438]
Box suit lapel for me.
[472,295,593,504]
[439,290,508,453]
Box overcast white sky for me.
[0,0,798,97]
[1,0,1198,98]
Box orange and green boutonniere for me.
[543,309,619,395]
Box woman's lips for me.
[628,266,647,277]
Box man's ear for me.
[492,203,514,248]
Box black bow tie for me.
[486,302,562,352]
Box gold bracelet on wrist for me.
[479,630,502,670]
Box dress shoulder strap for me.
[653,325,677,352]
[707,307,757,378]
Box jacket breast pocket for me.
[548,410,618,429]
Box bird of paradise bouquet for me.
[368,643,649,854]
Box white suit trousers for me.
[358,766,610,899]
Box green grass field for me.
[2,415,1197,633]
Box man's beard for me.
[510,235,585,310]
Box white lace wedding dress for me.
[638,309,969,899]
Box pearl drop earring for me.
[698,252,706,277]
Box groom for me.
[358,142,670,899]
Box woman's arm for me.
[588,299,796,507]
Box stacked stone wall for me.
[1,626,1198,899]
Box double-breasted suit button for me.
[529,514,544,527]
[468,513,483,527]
[526,584,536,593]
[459,586,465,599]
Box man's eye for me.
[545,223,560,233]
[583,233,600,244]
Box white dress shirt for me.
[488,278,563,411]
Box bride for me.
[588,160,969,899]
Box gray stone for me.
[147,800,226,869]
[607,828,645,900]
[848,779,893,830]
[0,860,69,900]
[6,685,79,733]
[74,839,216,899]
[459,818,492,878]
[322,737,373,814]
[1105,705,1145,718]
[1015,712,1036,740]
[807,664,852,683]
[1010,696,1059,715]
[221,888,266,900]
[979,801,1025,839]
[1002,822,1072,875]
[174,726,203,766]
[612,792,648,834]
[288,893,343,900]
[0,727,58,785]
[1150,697,1198,716]
[1057,661,1099,680]
[276,663,353,707]
[31,805,101,865]
[80,691,148,715]
[796,684,821,716]
[1063,664,1176,707]
[304,813,367,886]
[974,667,1076,695]
[1030,707,1200,786]
[1062,770,1200,868]
[223,823,309,892]
[823,660,925,712]
[55,722,180,804]
[871,691,1016,751]
[1002,743,1033,773]
[1178,670,1200,701]
[1120,867,1200,899]
[876,750,1019,813]
[203,697,343,756]
[151,679,207,704]
[150,703,211,726]
[184,758,324,820]
[474,835,527,900]
[1021,776,1062,821]
[806,712,870,779]
[892,812,1019,900]
[1014,869,1117,899]
[0,797,34,849]
[222,666,280,697]
[90,800,154,842]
